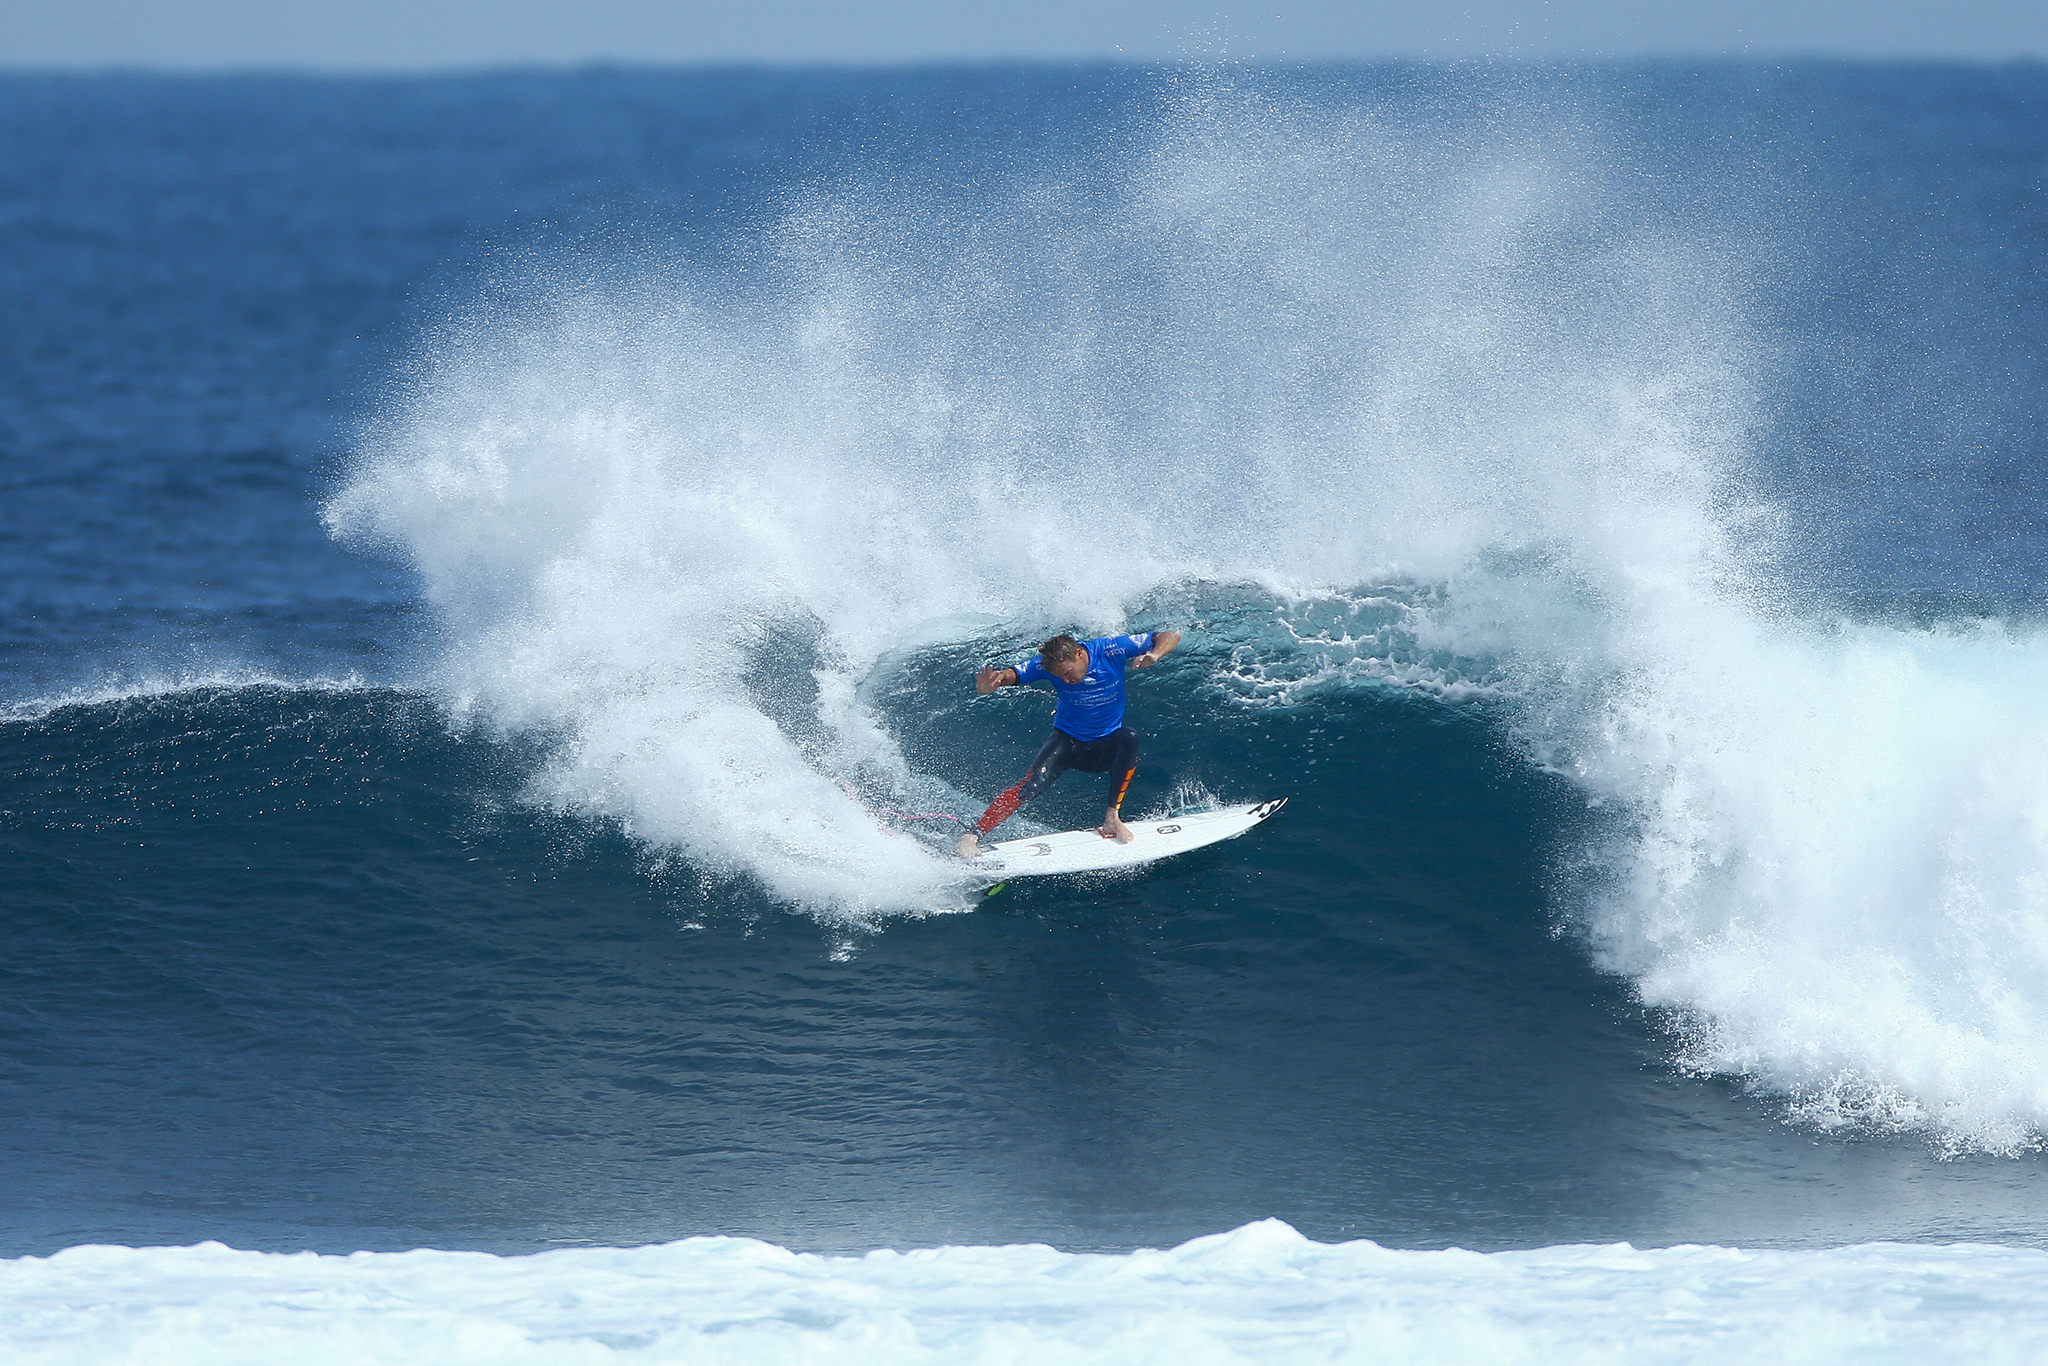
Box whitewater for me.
[15,1221,2048,1363]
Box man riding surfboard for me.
[956,629,1182,859]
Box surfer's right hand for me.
[975,665,1001,694]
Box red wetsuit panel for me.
[975,782,1027,835]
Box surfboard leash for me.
[841,783,978,835]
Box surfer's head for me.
[1040,634,1088,684]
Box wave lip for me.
[0,669,374,723]
[10,1221,2048,1363]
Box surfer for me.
[956,630,1182,859]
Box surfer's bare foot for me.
[1098,812,1134,844]
[956,830,982,859]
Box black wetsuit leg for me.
[974,727,1141,835]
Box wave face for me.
[7,64,2048,1267]
[327,66,2048,1157]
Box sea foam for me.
[9,1221,2048,1364]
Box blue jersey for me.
[1015,633,1155,741]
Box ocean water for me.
[4,59,2048,1359]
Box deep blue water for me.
[5,61,2048,1259]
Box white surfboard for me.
[970,799,1286,881]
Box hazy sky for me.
[3,0,2044,69]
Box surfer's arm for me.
[975,665,1021,694]
[1132,629,1182,669]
